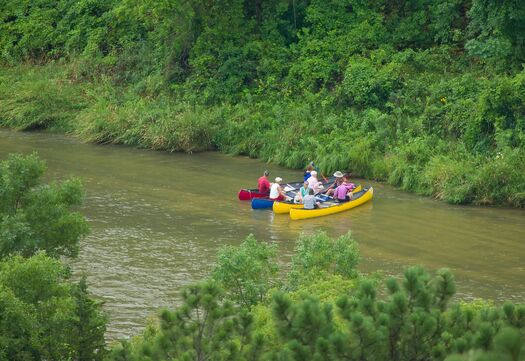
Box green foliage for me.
[288,231,360,289]
[264,265,525,361]
[0,253,106,360]
[466,0,525,67]
[72,276,108,361]
[0,64,87,131]
[76,90,219,152]
[212,234,279,308]
[107,281,262,361]
[0,153,90,259]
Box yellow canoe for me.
[289,186,373,220]
[273,201,303,214]
[273,185,363,214]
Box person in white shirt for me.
[306,171,322,193]
[269,177,286,201]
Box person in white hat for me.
[325,170,344,196]
[269,177,286,201]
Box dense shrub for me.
[212,234,279,308]
[0,253,106,361]
[0,153,89,259]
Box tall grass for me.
[1,64,524,207]
[0,64,86,132]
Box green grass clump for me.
[0,64,86,132]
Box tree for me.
[0,253,106,360]
[104,232,525,361]
[466,0,525,67]
[0,153,89,259]
[212,234,278,308]
[288,231,360,290]
[108,281,262,361]
[71,276,108,361]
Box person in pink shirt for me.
[333,174,356,202]
[257,170,271,194]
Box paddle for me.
[314,191,333,201]
[312,162,329,183]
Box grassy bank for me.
[1,63,524,207]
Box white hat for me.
[275,177,282,183]
[333,171,344,178]
[311,171,317,176]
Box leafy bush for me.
[0,253,106,361]
[212,234,279,308]
[288,231,360,290]
[0,153,89,259]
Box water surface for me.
[1,130,523,340]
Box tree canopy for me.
[0,153,89,259]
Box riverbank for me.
[1,63,524,207]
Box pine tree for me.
[71,276,107,361]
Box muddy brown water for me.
[1,130,524,340]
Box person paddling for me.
[303,162,315,182]
[257,170,271,194]
[333,173,356,202]
[269,177,287,201]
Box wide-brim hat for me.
[333,171,344,178]
[310,171,317,176]
[275,177,282,183]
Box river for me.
[1,130,524,340]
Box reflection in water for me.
[1,130,524,340]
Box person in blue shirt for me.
[303,162,315,182]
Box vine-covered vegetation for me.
[1,0,524,206]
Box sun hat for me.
[333,171,344,178]
[311,170,317,176]
[275,177,282,183]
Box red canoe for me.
[238,188,269,201]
